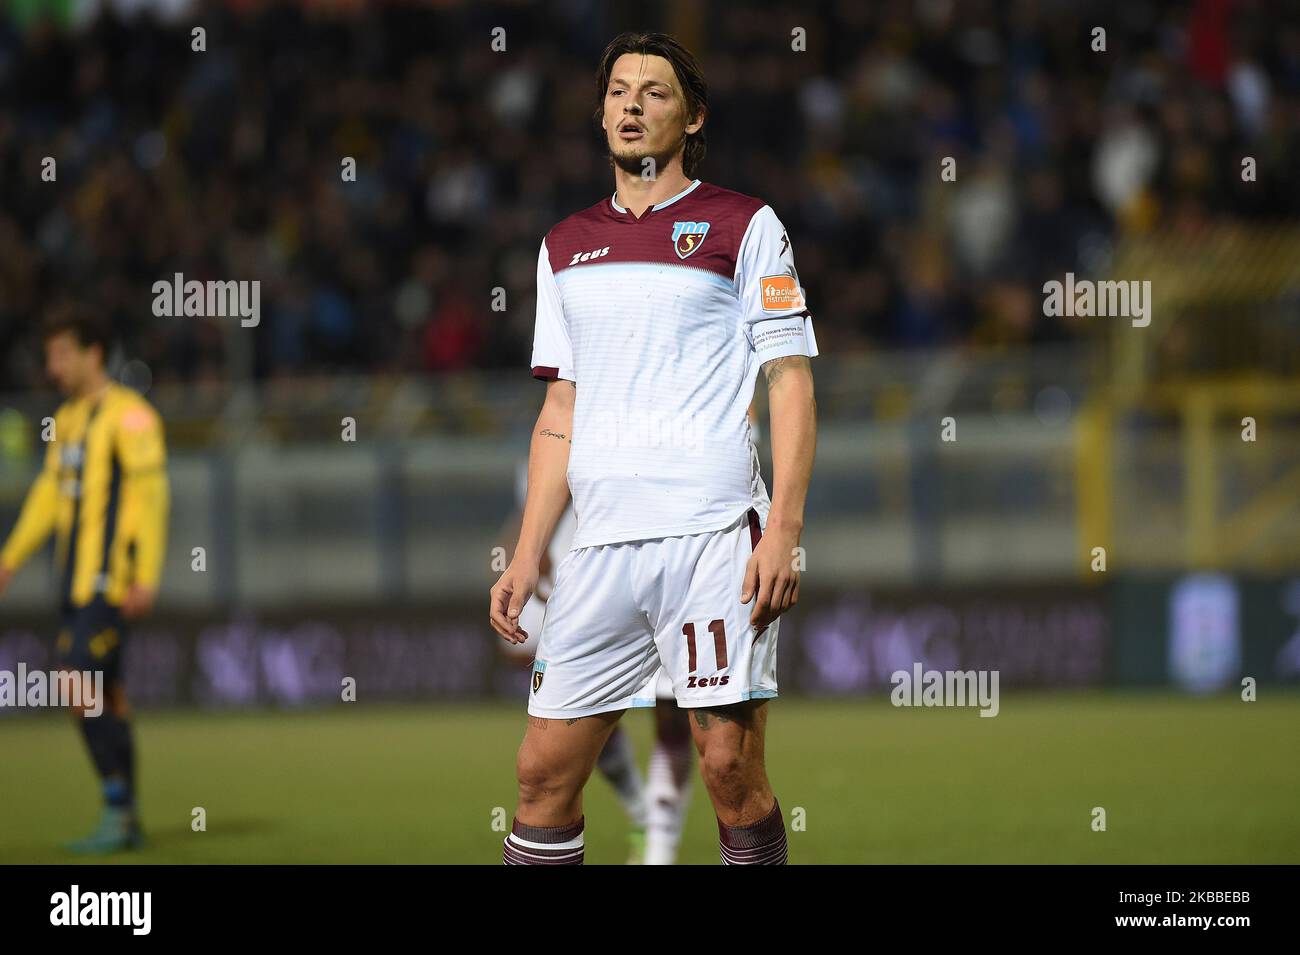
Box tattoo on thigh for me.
[564,717,585,726]
[529,715,549,730]
[693,709,734,731]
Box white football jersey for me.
[530,178,817,550]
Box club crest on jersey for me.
[671,221,710,259]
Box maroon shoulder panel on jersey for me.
[544,183,767,285]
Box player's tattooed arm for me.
[538,383,575,442]
[492,379,575,640]
[748,354,814,627]
[761,354,811,388]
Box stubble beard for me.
[607,130,685,178]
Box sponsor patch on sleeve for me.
[122,406,154,432]
[760,274,804,312]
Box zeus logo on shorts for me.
[671,221,710,259]
[531,660,546,693]
[686,675,730,689]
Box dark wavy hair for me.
[593,32,708,178]
[42,302,111,358]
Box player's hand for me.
[0,564,12,598]
[121,584,157,620]
[741,524,801,630]
[490,561,539,644]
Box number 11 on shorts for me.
[683,620,729,687]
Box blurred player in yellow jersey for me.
[0,307,169,854]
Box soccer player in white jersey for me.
[491,32,817,865]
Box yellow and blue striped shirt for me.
[1,383,169,608]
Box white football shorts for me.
[526,507,779,718]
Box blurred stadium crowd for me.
[1,0,1297,391]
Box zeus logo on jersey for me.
[671,221,710,259]
[569,246,610,265]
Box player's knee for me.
[698,745,747,793]
[515,751,577,807]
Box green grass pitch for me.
[1,693,1296,864]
